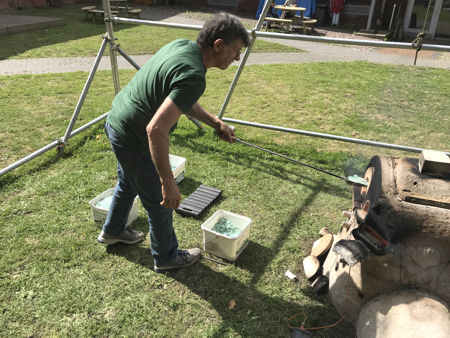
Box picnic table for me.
[81,0,142,24]
[110,0,127,9]
[256,0,317,19]
[264,5,316,34]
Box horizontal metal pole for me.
[0,113,109,177]
[0,140,61,176]
[255,31,450,52]
[113,16,202,31]
[113,16,450,53]
[223,117,450,156]
[69,112,108,138]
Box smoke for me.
[342,154,370,177]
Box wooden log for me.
[311,233,333,257]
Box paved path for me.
[1,9,449,75]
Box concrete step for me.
[0,14,65,36]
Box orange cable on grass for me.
[286,266,352,332]
[286,311,346,331]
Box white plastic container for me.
[169,154,186,184]
[88,188,138,226]
[201,210,252,261]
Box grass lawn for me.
[1,59,449,336]
[0,5,301,60]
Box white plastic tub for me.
[88,188,138,226]
[88,155,183,226]
[169,154,186,184]
[201,210,252,261]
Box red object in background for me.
[330,0,344,14]
[32,0,48,7]
[16,0,48,8]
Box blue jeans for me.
[102,122,178,265]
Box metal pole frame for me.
[3,4,450,177]
[59,36,109,151]
[114,2,450,157]
[0,38,110,177]
[1,2,130,177]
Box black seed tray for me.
[176,185,222,218]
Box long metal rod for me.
[217,0,274,119]
[61,37,108,146]
[0,113,109,177]
[223,117,450,156]
[235,137,346,180]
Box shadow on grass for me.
[104,178,355,337]
[168,263,354,337]
[171,130,351,199]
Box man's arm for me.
[146,97,183,209]
[187,102,235,143]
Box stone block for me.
[419,149,450,178]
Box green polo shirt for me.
[107,39,206,148]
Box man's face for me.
[216,39,244,70]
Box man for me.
[97,12,249,273]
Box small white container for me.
[88,188,138,226]
[201,210,252,261]
[169,154,186,184]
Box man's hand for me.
[187,103,235,143]
[215,121,235,143]
[160,178,181,209]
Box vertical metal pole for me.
[60,37,108,147]
[381,0,387,16]
[366,0,377,31]
[217,0,274,119]
[389,4,397,31]
[102,0,121,94]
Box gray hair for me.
[197,12,249,48]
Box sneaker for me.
[154,248,201,273]
[97,228,145,245]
